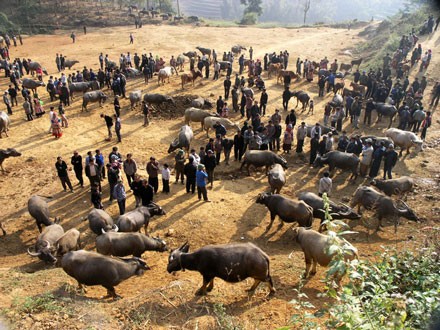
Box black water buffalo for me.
[56,228,81,259]
[64,59,79,69]
[28,196,60,232]
[371,102,398,128]
[231,45,247,55]
[0,147,21,174]
[313,151,359,180]
[370,176,414,198]
[196,46,211,57]
[96,232,167,257]
[82,91,108,111]
[305,125,338,138]
[298,191,361,228]
[183,51,197,58]
[69,81,100,100]
[291,91,310,111]
[27,224,64,263]
[350,186,419,232]
[143,93,176,109]
[168,125,193,153]
[167,242,275,296]
[61,250,149,299]
[240,150,287,176]
[256,192,314,231]
[191,97,213,109]
[86,209,118,235]
[116,204,165,233]
[22,78,45,94]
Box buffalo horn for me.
[113,224,119,232]
[396,199,410,210]
[179,241,189,251]
[27,247,41,257]
[43,240,51,248]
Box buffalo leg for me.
[310,259,317,275]
[77,282,87,294]
[103,286,120,299]
[247,279,261,293]
[37,222,42,233]
[195,276,211,296]
[0,221,6,235]
[266,276,276,295]
[206,278,214,292]
[265,213,275,231]
[303,256,312,278]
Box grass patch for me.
[12,292,62,314]
[213,303,242,330]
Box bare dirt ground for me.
[0,24,439,329]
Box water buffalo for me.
[129,90,142,110]
[96,232,167,257]
[106,61,118,70]
[196,46,211,57]
[218,61,232,71]
[116,204,166,234]
[277,70,298,84]
[0,148,21,173]
[184,108,217,130]
[28,196,60,233]
[298,191,361,229]
[351,58,363,68]
[64,59,79,70]
[370,176,414,199]
[350,186,419,232]
[86,209,118,235]
[385,128,423,156]
[56,228,81,259]
[256,192,314,231]
[183,51,197,58]
[157,67,176,85]
[167,242,275,296]
[360,136,393,148]
[231,45,247,55]
[143,93,175,109]
[291,91,310,111]
[22,78,45,94]
[168,125,193,153]
[27,224,64,264]
[241,150,288,176]
[292,227,358,281]
[28,61,48,76]
[306,125,338,138]
[176,54,186,71]
[203,116,240,137]
[61,250,150,299]
[0,112,10,138]
[371,102,398,128]
[313,151,359,180]
[125,67,142,78]
[191,97,212,109]
[339,63,352,72]
[268,164,286,194]
[82,91,108,111]
[69,81,100,100]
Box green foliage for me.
[0,12,16,33]
[12,292,62,314]
[240,12,258,25]
[213,303,242,330]
[240,0,262,25]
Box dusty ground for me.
[0,24,439,330]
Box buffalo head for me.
[168,138,179,153]
[3,148,22,157]
[167,241,190,273]
[121,257,150,275]
[147,202,166,216]
[27,240,57,264]
[101,224,119,235]
[337,202,362,220]
[152,237,168,252]
[396,200,419,222]
[275,155,288,169]
[256,192,272,205]
[312,155,324,168]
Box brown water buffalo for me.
[181,70,203,89]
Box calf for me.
[56,228,81,259]
[116,204,165,234]
[96,232,167,257]
[28,195,60,233]
[181,70,203,89]
[167,242,275,296]
[256,192,313,231]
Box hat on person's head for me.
[207,150,213,154]
[189,156,194,161]
[177,149,184,155]
[366,138,372,143]
[150,157,155,160]
[197,164,205,170]
[106,163,111,167]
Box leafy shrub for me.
[240,12,258,25]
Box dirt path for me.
[0,24,439,329]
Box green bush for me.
[240,12,258,25]
[12,292,62,314]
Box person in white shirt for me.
[189,149,200,166]
[360,139,374,177]
[310,122,322,140]
[161,163,171,194]
[48,107,55,133]
[318,171,332,196]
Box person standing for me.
[184,156,197,194]
[283,124,294,154]
[224,76,231,100]
[85,158,101,191]
[91,185,103,209]
[51,113,62,138]
[23,98,33,121]
[234,130,245,161]
[129,33,134,44]
[204,150,216,189]
[196,164,210,202]
[260,89,268,116]
[130,175,143,207]
[146,157,160,193]
[296,122,307,154]
[70,31,76,43]
[310,133,320,165]
[7,85,17,107]
[101,113,113,140]
[123,153,137,186]
[55,156,74,192]
[383,144,398,179]
[114,115,122,143]
[359,140,374,177]
[107,163,119,202]
[174,149,185,184]
[113,96,121,117]
[421,111,432,141]
[282,87,291,111]
[162,163,171,194]
[71,151,84,188]
[369,142,386,178]
[83,26,87,35]
[318,172,332,197]
[113,179,126,215]
[142,101,150,126]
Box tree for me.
[303,0,311,25]
[240,0,263,24]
